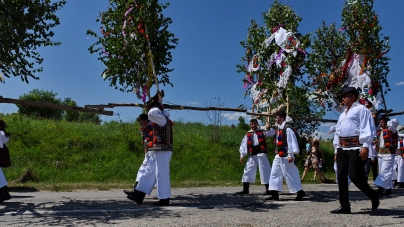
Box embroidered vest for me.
[377,129,398,150]
[274,124,293,157]
[400,138,404,152]
[148,117,173,151]
[246,130,267,154]
[142,125,154,151]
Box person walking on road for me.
[0,119,11,203]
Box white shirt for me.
[0,130,9,148]
[333,102,376,153]
[148,107,170,126]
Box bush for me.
[18,89,63,119]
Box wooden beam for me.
[246,111,338,123]
[85,103,248,113]
[0,96,113,116]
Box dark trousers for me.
[363,158,378,181]
[336,148,378,208]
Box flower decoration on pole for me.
[306,0,390,111]
[87,0,178,102]
[237,0,309,113]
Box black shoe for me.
[1,192,11,201]
[330,206,351,214]
[371,193,380,211]
[294,190,305,201]
[154,198,170,206]
[398,183,404,188]
[127,190,145,204]
[377,187,384,196]
[393,180,397,187]
[383,189,392,195]
[261,190,272,196]
[236,190,249,195]
[123,189,137,196]
[265,191,279,200]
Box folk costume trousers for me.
[268,155,302,193]
[136,152,151,182]
[242,153,271,184]
[334,162,351,186]
[136,150,172,199]
[336,148,378,208]
[397,156,404,183]
[0,168,7,188]
[375,154,395,189]
[392,155,399,181]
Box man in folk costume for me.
[124,114,155,197]
[264,111,305,201]
[374,116,399,196]
[128,91,173,206]
[330,87,379,214]
[236,118,272,195]
[0,119,11,203]
[396,133,404,188]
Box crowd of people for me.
[1,87,403,215]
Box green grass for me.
[1,113,337,191]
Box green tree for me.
[0,0,66,83]
[18,89,63,119]
[87,0,178,101]
[237,0,323,138]
[237,116,249,131]
[62,97,80,122]
[306,0,390,110]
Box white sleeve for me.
[286,127,299,157]
[358,108,375,149]
[0,131,9,148]
[239,136,248,158]
[263,128,276,137]
[148,107,167,126]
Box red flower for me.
[385,142,390,147]
[260,145,265,150]
[278,151,284,157]
[248,141,253,145]
[249,148,253,153]
[277,141,283,146]
[148,142,153,147]
[247,133,252,137]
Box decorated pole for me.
[87,0,178,104]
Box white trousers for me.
[392,155,399,181]
[334,162,351,185]
[374,154,395,189]
[136,152,151,182]
[0,168,7,188]
[136,150,172,199]
[397,156,404,183]
[242,153,271,184]
[268,155,302,193]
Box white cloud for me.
[188,101,200,105]
[221,112,250,121]
[395,81,404,86]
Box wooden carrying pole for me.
[0,96,113,116]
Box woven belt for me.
[339,136,362,148]
[378,147,392,154]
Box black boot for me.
[294,190,305,201]
[384,189,392,195]
[262,184,271,195]
[154,198,170,206]
[393,180,397,187]
[377,186,384,196]
[0,186,11,201]
[265,190,279,200]
[127,190,146,204]
[123,182,139,196]
[236,182,249,195]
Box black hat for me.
[146,90,164,109]
[340,86,358,97]
[136,114,148,121]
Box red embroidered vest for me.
[246,130,267,154]
[148,117,173,151]
[377,128,398,150]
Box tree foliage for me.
[237,0,323,138]
[306,0,390,110]
[87,0,178,101]
[18,89,101,124]
[0,0,66,83]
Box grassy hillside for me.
[0,113,336,191]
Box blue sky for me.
[1,0,404,131]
